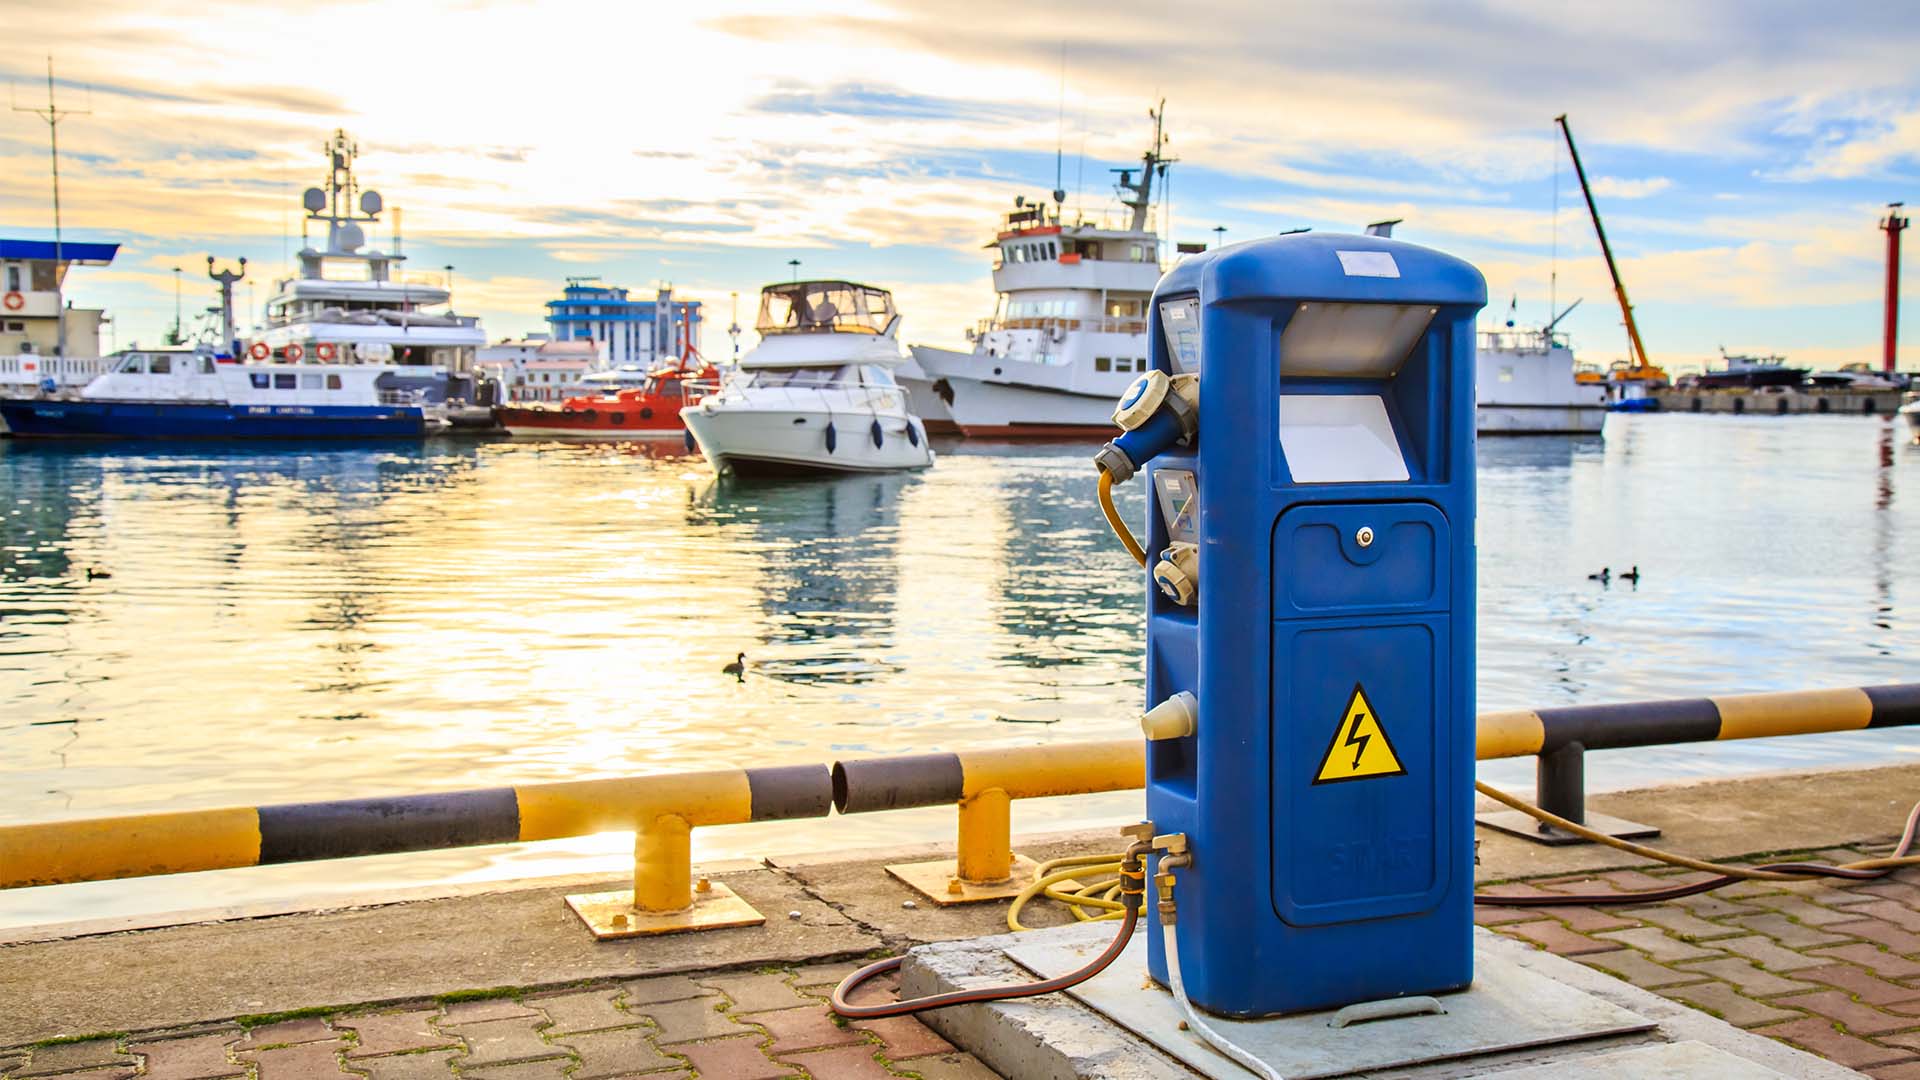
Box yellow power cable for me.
[1009,854,1130,932]
[1011,784,1920,931]
[1097,470,1147,567]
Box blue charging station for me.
[1103,232,1485,1017]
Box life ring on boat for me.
[248,341,270,361]
[2,291,22,311]
[314,342,337,361]
[284,343,305,362]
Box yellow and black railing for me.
[0,764,831,936]
[3,684,1917,930]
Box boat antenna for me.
[1053,42,1068,208]
[1549,122,1559,331]
[1544,298,1582,337]
[12,56,90,361]
[1556,114,1651,373]
[1113,99,1174,235]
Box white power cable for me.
[1159,861,1286,1079]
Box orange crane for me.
[1556,114,1668,389]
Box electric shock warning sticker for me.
[1312,682,1407,784]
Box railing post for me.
[632,813,692,913]
[956,788,1012,885]
[1535,743,1586,827]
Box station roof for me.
[0,239,120,265]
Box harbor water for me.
[3,414,1918,928]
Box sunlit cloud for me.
[2,0,1918,370]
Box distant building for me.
[476,335,602,403]
[0,238,120,391]
[546,281,701,368]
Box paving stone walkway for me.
[1481,840,1920,1078]
[16,838,1920,1079]
[0,965,999,1080]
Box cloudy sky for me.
[5,0,1920,371]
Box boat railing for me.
[0,354,116,386]
[975,315,1148,338]
[709,374,909,414]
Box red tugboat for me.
[495,321,717,439]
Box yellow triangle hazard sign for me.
[1313,683,1406,784]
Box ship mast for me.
[13,57,88,361]
[1114,100,1175,233]
[1556,114,1652,374]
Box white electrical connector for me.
[1141,691,1198,741]
[1154,542,1199,605]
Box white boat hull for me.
[1900,399,1919,443]
[905,346,1119,437]
[894,350,954,430]
[683,405,933,475]
[1476,404,1606,435]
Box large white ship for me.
[900,106,1172,437]
[1477,326,1607,435]
[251,131,486,408]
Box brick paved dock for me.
[8,765,1920,1077]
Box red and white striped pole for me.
[1882,202,1908,375]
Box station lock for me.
[1097,233,1485,1017]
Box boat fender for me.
[641,407,653,419]
[825,421,837,454]
[906,421,920,447]
[248,342,271,361]
[314,342,337,361]
[871,419,884,448]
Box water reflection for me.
[2,415,1919,926]
[695,472,920,685]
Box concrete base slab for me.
[899,924,1862,1080]
[1004,932,1650,1078]
[1477,809,1661,846]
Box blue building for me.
[545,280,702,369]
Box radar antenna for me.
[1113,100,1175,233]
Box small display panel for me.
[1153,468,1199,543]
[1159,297,1202,374]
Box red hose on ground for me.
[830,849,1146,1019]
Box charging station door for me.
[1270,501,1454,927]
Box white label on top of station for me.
[1336,250,1400,278]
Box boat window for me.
[611,413,626,425]
[150,355,171,374]
[200,357,216,374]
[250,372,271,389]
[301,374,322,389]
[862,365,897,387]
[1095,357,1111,372]
[757,282,897,335]
[326,374,343,390]
[274,373,297,390]
[751,365,848,388]
[656,379,682,399]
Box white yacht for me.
[682,281,933,476]
[900,106,1171,437]
[1477,327,1607,434]
[252,131,485,410]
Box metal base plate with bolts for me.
[1476,810,1661,847]
[885,854,1067,906]
[565,882,764,939]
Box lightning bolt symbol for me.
[1344,711,1370,770]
